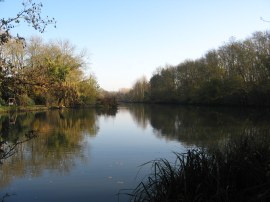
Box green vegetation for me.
[0,36,100,107]
[121,31,270,107]
[131,134,270,202]
[0,0,99,108]
[0,105,48,113]
[2,1,270,108]
[96,96,118,108]
[126,76,150,103]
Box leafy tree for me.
[23,39,98,106]
[129,76,149,102]
[78,75,100,105]
[146,30,270,106]
[0,0,56,105]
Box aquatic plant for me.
[131,134,270,202]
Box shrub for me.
[0,97,6,106]
[18,94,35,106]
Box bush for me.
[18,94,35,106]
[0,97,6,106]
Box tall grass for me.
[131,134,270,202]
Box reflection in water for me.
[96,107,118,117]
[8,111,17,125]
[0,109,99,189]
[127,104,270,147]
[0,105,270,201]
[126,104,151,129]
[0,130,37,164]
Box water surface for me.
[1,105,270,201]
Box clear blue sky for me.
[1,0,270,91]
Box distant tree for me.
[260,17,270,23]
[78,75,100,105]
[147,30,270,106]
[130,76,149,102]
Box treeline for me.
[0,37,99,107]
[123,30,270,106]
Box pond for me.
[1,104,270,202]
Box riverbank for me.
[0,103,117,114]
[0,105,49,113]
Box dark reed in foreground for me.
[131,134,270,202]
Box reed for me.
[131,134,270,202]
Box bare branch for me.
[260,17,270,23]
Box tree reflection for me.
[125,104,151,129]
[96,107,118,117]
[0,130,37,164]
[0,109,99,189]
[127,104,270,147]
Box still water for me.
[1,104,270,201]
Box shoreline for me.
[1,102,270,114]
[0,104,99,114]
[0,105,50,113]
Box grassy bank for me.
[0,105,49,113]
[131,134,270,202]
